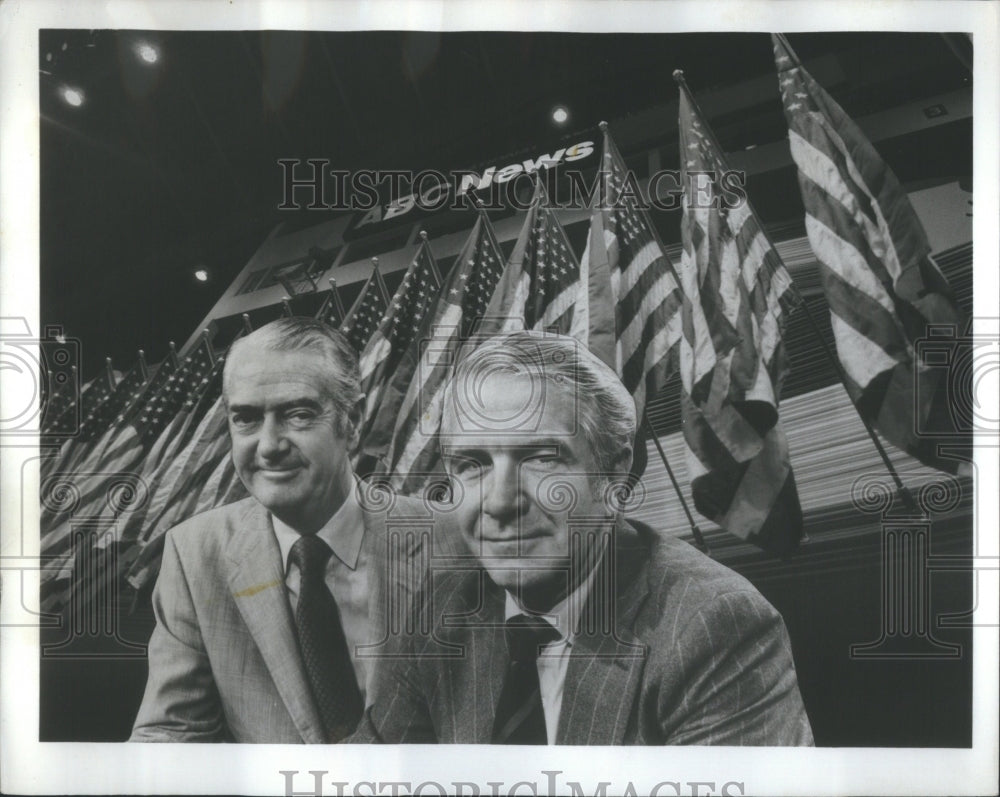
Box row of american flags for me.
[38,35,967,611]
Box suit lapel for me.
[557,518,651,745]
[437,570,506,743]
[474,578,507,743]
[360,504,388,642]
[224,501,325,744]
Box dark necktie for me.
[289,533,363,742]
[491,614,560,744]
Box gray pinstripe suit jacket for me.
[130,493,429,743]
[353,517,814,745]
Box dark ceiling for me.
[39,30,971,379]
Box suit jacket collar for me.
[450,516,652,745]
[224,500,325,743]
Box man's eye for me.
[229,414,257,428]
[446,457,483,477]
[525,452,560,466]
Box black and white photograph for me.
[1,1,997,794]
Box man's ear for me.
[612,444,634,482]
[344,396,364,450]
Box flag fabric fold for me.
[384,211,506,492]
[579,125,685,421]
[355,237,442,471]
[677,82,803,556]
[773,33,967,474]
[477,178,581,337]
[340,262,390,353]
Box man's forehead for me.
[224,346,333,403]
[441,371,580,441]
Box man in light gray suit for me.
[131,318,426,743]
[354,331,814,745]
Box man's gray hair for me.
[442,331,637,478]
[224,317,362,423]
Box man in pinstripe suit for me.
[353,332,813,745]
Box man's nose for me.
[482,457,526,521]
[257,416,289,459]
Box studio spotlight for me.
[136,42,159,64]
[194,269,209,282]
[551,105,569,125]
[60,86,85,107]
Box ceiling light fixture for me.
[194,269,209,282]
[135,41,159,64]
[60,86,85,107]
[551,105,569,125]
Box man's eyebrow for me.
[441,440,567,455]
[226,398,325,414]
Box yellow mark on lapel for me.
[232,579,282,598]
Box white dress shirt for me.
[503,567,598,744]
[271,485,372,698]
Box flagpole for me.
[328,277,346,320]
[672,68,917,511]
[201,329,215,366]
[643,414,709,554]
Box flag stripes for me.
[773,33,966,474]
[386,211,505,491]
[676,75,803,555]
[49,50,975,610]
[357,236,442,450]
[581,126,685,421]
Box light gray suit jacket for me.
[130,492,430,743]
[353,518,814,745]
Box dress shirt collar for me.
[272,479,365,572]
[503,554,602,643]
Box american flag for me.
[113,355,225,548]
[773,33,966,475]
[580,124,685,421]
[40,363,118,477]
[40,366,81,437]
[96,339,216,479]
[677,77,803,556]
[316,279,347,328]
[479,177,580,336]
[357,235,442,447]
[340,260,389,353]
[384,210,506,492]
[40,339,218,590]
[43,360,148,479]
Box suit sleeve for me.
[130,531,227,742]
[658,588,814,746]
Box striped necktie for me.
[289,533,363,742]
[491,614,560,744]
